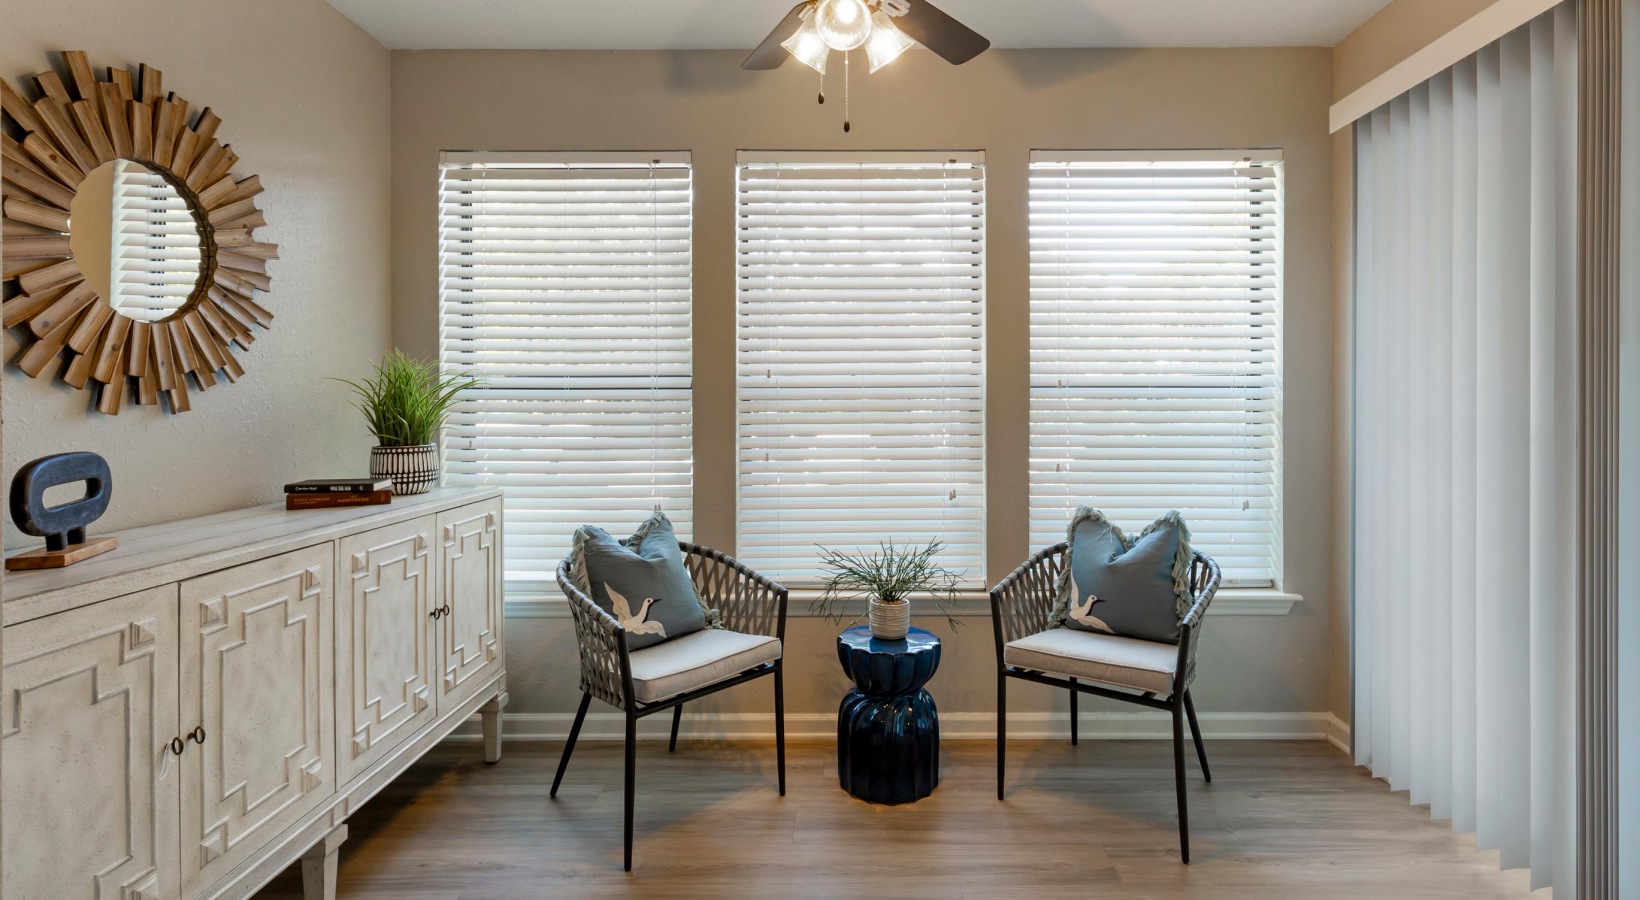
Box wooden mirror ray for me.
[1,51,278,414]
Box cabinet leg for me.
[301,823,348,900]
[481,690,509,764]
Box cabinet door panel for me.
[179,546,333,896]
[436,500,503,709]
[2,585,180,900]
[336,516,436,785]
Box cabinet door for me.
[2,585,180,900]
[179,546,333,896]
[336,516,436,785]
[435,500,503,709]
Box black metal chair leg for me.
[774,663,787,796]
[1069,678,1079,745]
[1172,698,1191,864]
[996,671,1007,800]
[1184,690,1211,783]
[550,692,592,798]
[624,711,637,872]
[669,704,683,753]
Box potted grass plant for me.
[338,351,478,495]
[812,540,965,640]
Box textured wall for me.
[1,0,393,548]
[393,48,1339,729]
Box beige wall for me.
[1,0,393,548]
[1332,0,1502,100]
[1330,130,1355,732]
[393,48,1338,729]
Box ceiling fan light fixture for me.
[781,12,831,73]
[864,10,917,72]
[814,0,873,52]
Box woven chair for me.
[990,545,1222,863]
[552,542,788,871]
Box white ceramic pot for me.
[370,443,439,495]
[868,597,911,641]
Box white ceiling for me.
[325,0,1396,51]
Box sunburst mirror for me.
[1,50,277,414]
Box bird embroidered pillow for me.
[570,511,709,651]
[1053,508,1193,645]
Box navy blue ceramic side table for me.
[836,625,941,804]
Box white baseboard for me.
[446,710,1340,743]
[1325,713,1352,755]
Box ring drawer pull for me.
[169,736,186,756]
[188,726,206,744]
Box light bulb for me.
[815,0,873,52]
[864,10,916,72]
[781,13,830,73]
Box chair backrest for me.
[556,557,629,709]
[1179,552,1222,676]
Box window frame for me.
[732,150,990,588]
[437,150,696,592]
[1025,149,1287,590]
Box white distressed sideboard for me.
[0,487,507,900]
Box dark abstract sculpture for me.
[6,452,119,570]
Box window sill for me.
[505,587,1302,619]
[1209,589,1303,616]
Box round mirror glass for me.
[68,159,207,323]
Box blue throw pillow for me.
[1053,508,1193,645]
[570,512,708,651]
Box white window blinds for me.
[735,152,986,584]
[439,152,693,583]
[110,159,204,321]
[1028,153,1283,587]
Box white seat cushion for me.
[1004,627,1183,695]
[628,629,781,703]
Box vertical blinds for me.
[111,159,203,320]
[735,153,986,584]
[1027,153,1283,587]
[1354,5,1578,889]
[438,152,693,582]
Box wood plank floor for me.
[257,739,1541,899]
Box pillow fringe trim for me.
[568,526,593,597]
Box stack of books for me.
[285,478,394,510]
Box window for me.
[1028,152,1283,587]
[735,152,986,584]
[439,152,693,583]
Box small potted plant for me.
[812,540,965,640]
[338,351,478,495]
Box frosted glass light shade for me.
[865,11,916,72]
[815,0,872,52]
[781,15,830,73]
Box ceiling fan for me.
[743,0,991,131]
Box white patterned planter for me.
[868,598,911,641]
[370,443,439,495]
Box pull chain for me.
[819,69,826,105]
[843,51,851,133]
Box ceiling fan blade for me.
[894,0,991,65]
[743,2,812,70]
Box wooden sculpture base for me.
[5,536,119,571]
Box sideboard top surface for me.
[2,487,503,626]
